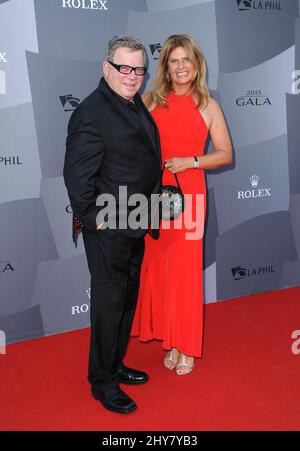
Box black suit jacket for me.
[63,78,162,240]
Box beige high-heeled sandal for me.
[176,354,194,375]
[163,348,179,370]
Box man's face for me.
[103,47,145,101]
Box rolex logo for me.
[62,0,108,10]
[0,70,6,95]
[237,175,271,200]
[0,52,8,63]
[250,175,259,188]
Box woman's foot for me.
[176,354,194,375]
[164,347,180,370]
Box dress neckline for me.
[167,91,194,105]
[164,91,209,134]
[168,90,192,98]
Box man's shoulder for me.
[79,86,104,111]
[67,85,105,130]
[71,84,110,125]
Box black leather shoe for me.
[91,386,137,414]
[118,365,149,385]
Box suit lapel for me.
[136,96,161,166]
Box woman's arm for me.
[196,97,233,169]
[165,98,233,173]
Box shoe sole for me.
[119,377,149,385]
[91,391,137,414]
[101,402,137,414]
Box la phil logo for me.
[237,175,271,200]
[237,0,253,9]
[60,94,80,112]
[236,90,271,107]
[149,44,162,60]
[62,0,108,10]
[236,0,283,11]
[231,265,275,281]
[0,261,14,273]
[0,156,22,166]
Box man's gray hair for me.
[105,35,147,66]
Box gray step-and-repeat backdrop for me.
[0,0,300,344]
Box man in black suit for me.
[63,36,161,414]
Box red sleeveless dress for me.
[131,92,208,357]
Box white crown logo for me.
[250,175,259,188]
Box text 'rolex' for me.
[61,0,108,10]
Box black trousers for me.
[82,228,145,393]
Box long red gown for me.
[131,91,208,357]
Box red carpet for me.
[1,287,300,431]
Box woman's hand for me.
[164,157,194,174]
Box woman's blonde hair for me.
[150,34,210,110]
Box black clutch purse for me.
[160,165,185,220]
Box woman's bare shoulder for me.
[206,96,222,113]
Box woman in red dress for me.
[132,34,232,375]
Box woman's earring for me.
[167,73,172,82]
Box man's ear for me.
[102,61,109,78]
